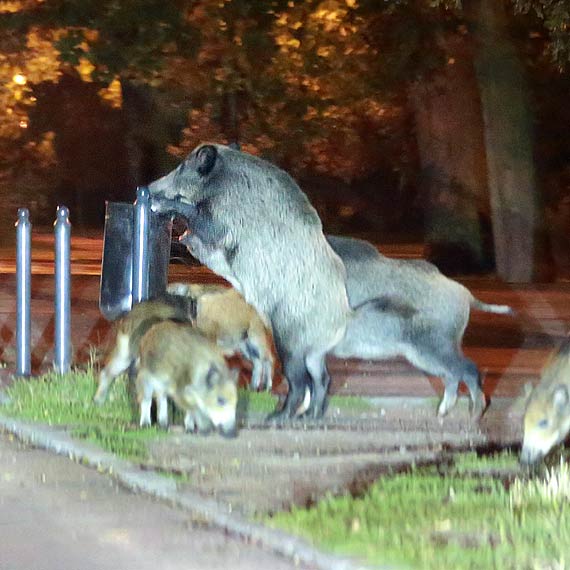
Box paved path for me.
[0,431,303,570]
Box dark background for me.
[1,0,570,281]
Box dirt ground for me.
[141,396,525,517]
[0,232,559,522]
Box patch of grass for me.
[2,366,132,425]
[72,424,169,463]
[239,389,279,414]
[1,366,164,461]
[329,395,373,412]
[242,391,373,414]
[511,458,570,506]
[452,450,520,475]
[267,460,570,569]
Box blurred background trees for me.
[1,0,570,281]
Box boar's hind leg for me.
[434,355,485,420]
[405,340,485,419]
[243,337,274,392]
[156,392,169,428]
[93,333,132,405]
[460,358,486,420]
[135,370,155,428]
[242,339,263,391]
[303,351,330,419]
[267,352,311,422]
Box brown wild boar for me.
[167,281,275,391]
[93,295,196,405]
[521,337,570,465]
[135,320,238,437]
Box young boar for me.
[327,235,515,419]
[135,320,238,437]
[167,281,275,391]
[520,338,570,465]
[93,295,196,405]
[148,143,354,420]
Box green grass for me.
[4,369,570,568]
[239,389,280,414]
[2,366,133,425]
[0,367,371,460]
[1,366,164,461]
[451,450,520,475]
[267,459,570,569]
[241,391,373,414]
[329,395,374,412]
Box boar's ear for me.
[552,385,569,411]
[195,145,217,177]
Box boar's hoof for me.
[469,394,487,422]
[266,407,296,425]
[436,394,457,418]
[92,394,106,407]
[519,447,545,468]
[297,405,326,422]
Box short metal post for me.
[15,208,31,377]
[54,205,71,374]
[132,186,150,304]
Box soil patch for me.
[145,399,525,516]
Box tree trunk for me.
[120,79,185,187]
[471,0,538,282]
[409,31,491,274]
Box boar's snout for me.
[520,445,544,467]
[148,168,179,200]
[219,421,238,439]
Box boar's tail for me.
[470,296,515,316]
[352,296,416,319]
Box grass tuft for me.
[1,366,163,461]
[452,450,520,475]
[240,390,373,415]
[268,457,570,569]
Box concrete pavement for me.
[0,431,304,570]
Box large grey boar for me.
[328,235,514,419]
[148,143,358,420]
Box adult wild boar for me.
[328,235,514,419]
[148,143,354,420]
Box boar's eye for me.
[217,396,227,407]
[196,145,217,177]
[537,418,549,429]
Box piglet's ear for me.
[195,145,217,177]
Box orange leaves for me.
[0,27,63,140]
[98,78,122,109]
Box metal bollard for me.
[132,186,150,304]
[54,205,71,374]
[15,208,32,376]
